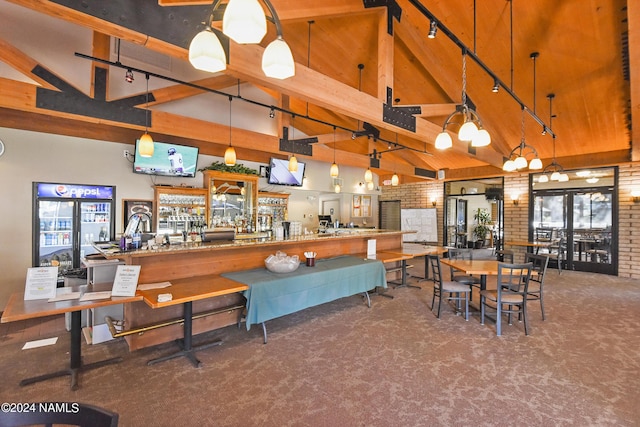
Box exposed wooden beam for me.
[0,37,56,90]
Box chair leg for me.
[480,296,485,325]
[522,302,529,335]
[431,288,437,311]
[437,292,443,318]
[464,293,469,321]
[540,296,545,321]
[496,302,502,336]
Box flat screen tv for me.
[267,158,305,186]
[133,140,199,178]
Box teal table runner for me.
[222,255,387,330]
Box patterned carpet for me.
[1,260,639,426]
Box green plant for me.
[199,161,259,175]
[473,209,492,241]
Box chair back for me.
[496,249,515,263]
[524,253,549,288]
[0,402,118,427]
[497,262,533,297]
[448,248,473,261]
[428,254,443,286]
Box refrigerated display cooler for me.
[33,182,116,273]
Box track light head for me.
[428,20,437,39]
[492,79,499,93]
[269,107,275,118]
[125,69,134,83]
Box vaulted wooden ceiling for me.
[0,0,637,182]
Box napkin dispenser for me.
[201,228,236,242]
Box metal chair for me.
[524,253,550,320]
[428,255,471,321]
[496,249,515,263]
[480,262,533,336]
[0,402,118,427]
[447,248,482,298]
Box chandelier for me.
[502,107,542,172]
[435,51,491,149]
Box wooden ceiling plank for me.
[377,10,394,102]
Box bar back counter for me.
[99,230,403,351]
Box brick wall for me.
[617,164,640,278]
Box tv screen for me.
[133,140,199,178]
[268,158,305,186]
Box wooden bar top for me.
[138,275,249,309]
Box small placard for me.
[24,266,58,300]
[111,265,142,297]
[367,239,377,259]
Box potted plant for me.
[473,209,492,248]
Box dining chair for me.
[428,255,471,321]
[447,248,481,299]
[480,262,533,336]
[495,249,515,263]
[524,253,550,320]
[546,236,566,274]
[0,402,119,427]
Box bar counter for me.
[95,229,404,350]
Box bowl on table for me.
[265,251,300,273]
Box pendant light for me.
[138,73,154,158]
[364,167,373,183]
[288,115,298,172]
[223,0,267,44]
[391,173,399,186]
[224,96,236,166]
[330,126,339,178]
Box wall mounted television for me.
[133,140,199,178]
[267,158,306,187]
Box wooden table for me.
[137,275,248,367]
[0,283,142,390]
[439,259,501,292]
[354,252,415,296]
[383,244,448,281]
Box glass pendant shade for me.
[502,160,516,172]
[435,132,453,149]
[538,174,549,183]
[330,162,339,178]
[529,158,543,170]
[334,184,341,193]
[188,28,227,73]
[224,145,236,166]
[550,171,561,181]
[458,120,478,141]
[514,156,528,169]
[367,181,375,190]
[288,155,298,172]
[262,37,295,79]
[471,128,491,147]
[223,0,267,44]
[558,173,569,182]
[364,168,373,183]
[138,133,154,157]
[391,173,399,186]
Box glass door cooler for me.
[33,182,116,272]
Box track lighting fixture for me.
[492,78,499,93]
[189,0,295,79]
[428,20,437,39]
[269,108,275,118]
[125,69,134,83]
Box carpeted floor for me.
[1,257,639,426]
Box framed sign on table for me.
[352,195,371,217]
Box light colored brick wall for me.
[617,164,640,278]
[380,182,444,244]
[503,174,530,262]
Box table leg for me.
[398,260,421,290]
[147,302,222,368]
[19,310,122,391]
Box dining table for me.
[505,240,552,254]
[382,244,448,281]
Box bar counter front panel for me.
[99,231,404,350]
